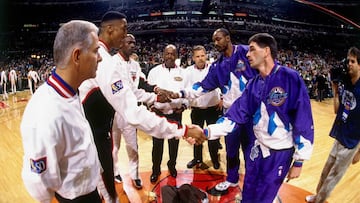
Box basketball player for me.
[0,67,8,100]
[9,68,17,94]
[204,33,314,203]
[112,34,162,189]
[172,28,257,192]
[78,11,206,203]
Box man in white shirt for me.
[27,67,40,94]
[9,68,17,94]
[78,11,206,203]
[21,20,103,203]
[185,45,222,170]
[112,34,161,189]
[147,44,189,183]
[0,67,8,100]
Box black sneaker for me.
[150,172,160,183]
[213,162,220,169]
[187,159,202,168]
[114,175,122,183]
[132,179,143,189]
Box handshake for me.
[154,88,206,145]
[184,124,208,145]
[154,88,181,103]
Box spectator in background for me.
[27,67,40,95]
[0,67,8,100]
[315,70,327,102]
[9,67,17,94]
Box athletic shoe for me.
[305,195,316,202]
[132,179,143,189]
[187,159,202,168]
[114,175,122,183]
[215,181,238,191]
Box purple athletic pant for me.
[241,145,294,203]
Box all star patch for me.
[174,76,183,81]
[111,80,123,94]
[30,157,47,174]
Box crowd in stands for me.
[1,34,341,101]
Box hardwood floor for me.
[1,90,359,203]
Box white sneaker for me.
[215,181,238,191]
[305,195,316,202]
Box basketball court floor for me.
[1,90,359,202]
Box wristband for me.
[293,160,303,167]
[183,125,189,139]
[203,128,209,139]
[180,90,185,98]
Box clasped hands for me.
[154,88,181,103]
[184,124,207,145]
[154,88,206,145]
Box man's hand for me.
[156,93,171,103]
[286,165,302,182]
[155,88,176,103]
[169,91,180,99]
[185,124,207,145]
[352,149,360,165]
[216,100,223,111]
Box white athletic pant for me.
[10,79,16,94]
[1,82,8,100]
[112,112,140,180]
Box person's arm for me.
[205,86,252,140]
[98,63,205,143]
[332,81,340,113]
[138,76,157,92]
[176,62,222,100]
[21,116,62,203]
[352,148,360,164]
[287,74,314,181]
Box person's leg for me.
[188,108,204,167]
[101,138,117,200]
[224,128,241,183]
[3,83,7,99]
[242,147,293,203]
[315,141,359,203]
[152,137,164,175]
[208,139,220,169]
[168,138,179,177]
[205,106,222,168]
[28,79,33,94]
[111,115,123,179]
[123,124,141,179]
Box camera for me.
[330,58,349,83]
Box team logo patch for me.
[174,76,183,81]
[111,80,123,94]
[235,59,246,72]
[267,87,288,106]
[30,157,47,174]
